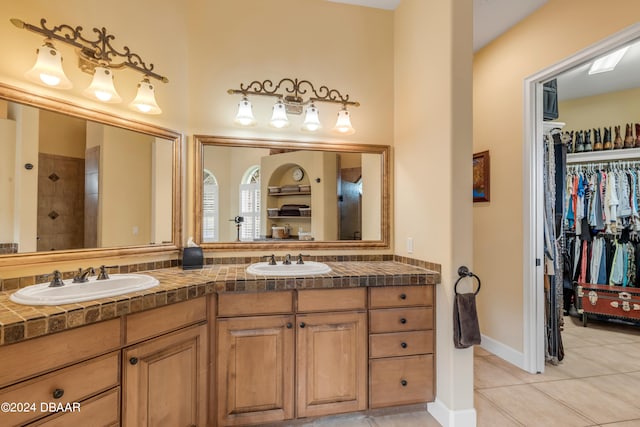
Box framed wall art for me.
[473,151,490,202]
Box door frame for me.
[523,23,640,374]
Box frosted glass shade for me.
[83,67,122,103]
[129,78,162,114]
[24,43,72,89]
[301,103,321,132]
[333,107,355,135]
[233,96,256,126]
[269,99,289,128]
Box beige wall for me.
[395,0,474,416]
[558,87,640,133]
[473,0,640,353]
[0,119,16,242]
[38,110,86,158]
[152,138,173,245]
[100,126,153,247]
[362,153,381,240]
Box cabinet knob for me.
[400,293,407,300]
[52,388,64,399]
[401,379,408,387]
[286,322,293,329]
[401,342,408,348]
[400,318,407,324]
[299,322,306,328]
[129,357,139,365]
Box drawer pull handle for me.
[401,342,408,348]
[299,322,306,328]
[129,357,139,365]
[52,388,64,399]
[400,293,407,300]
[400,318,407,324]
[286,322,293,329]
[401,380,408,387]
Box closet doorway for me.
[524,23,640,374]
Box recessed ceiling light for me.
[589,46,630,75]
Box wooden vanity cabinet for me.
[217,314,295,426]
[122,298,208,427]
[368,285,435,408]
[216,288,367,426]
[296,310,367,418]
[0,320,121,427]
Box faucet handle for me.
[48,270,65,288]
[263,254,277,265]
[296,254,310,265]
[97,265,118,280]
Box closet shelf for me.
[567,147,640,164]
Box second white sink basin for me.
[10,274,160,306]
[246,261,332,277]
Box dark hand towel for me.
[453,293,481,349]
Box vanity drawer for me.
[297,288,366,312]
[369,286,433,308]
[0,352,119,426]
[369,354,434,408]
[0,319,121,388]
[369,330,433,358]
[27,387,120,427]
[126,297,207,344]
[218,291,293,317]
[369,307,433,333]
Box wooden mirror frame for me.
[0,82,182,268]
[194,135,391,250]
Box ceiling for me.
[328,0,639,101]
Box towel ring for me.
[454,266,481,296]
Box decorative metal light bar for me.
[228,78,360,134]
[11,18,168,114]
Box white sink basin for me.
[9,274,160,306]
[246,261,332,277]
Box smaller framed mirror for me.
[193,135,390,250]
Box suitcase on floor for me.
[577,283,640,325]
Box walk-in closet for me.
[542,37,640,365]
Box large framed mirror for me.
[0,82,182,268]
[194,135,390,250]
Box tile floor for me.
[475,315,640,427]
[296,315,640,426]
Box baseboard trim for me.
[480,334,526,371]
[427,398,477,427]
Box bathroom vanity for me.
[0,260,438,427]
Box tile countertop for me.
[0,261,440,346]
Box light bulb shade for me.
[269,99,289,128]
[301,103,321,132]
[233,96,256,126]
[24,42,72,89]
[333,107,355,135]
[83,67,122,103]
[129,78,162,114]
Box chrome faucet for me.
[296,254,310,265]
[73,267,95,283]
[283,254,292,265]
[263,254,277,265]
[48,270,65,288]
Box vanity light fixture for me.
[228,78,360,133]
[11,18,168,114]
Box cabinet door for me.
[122,323,208,427]
[217,315,295,426]
[296,311,367,418]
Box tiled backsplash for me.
[0,254,439,292]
